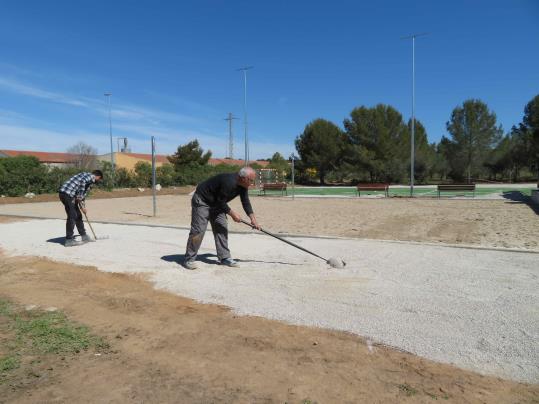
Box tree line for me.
[294,95,539,185]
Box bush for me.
[173,163,240,186]
[0,156,244,197]
[114,167,137,188]
[0,156,49,196]
[134,161,152,187]
[156,164,175,187]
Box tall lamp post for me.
[237,66,253,166]
[290,153,296,200]
[401,33,428,197]
[104,92,114,186]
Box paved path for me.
[1,219,537,383]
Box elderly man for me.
[58,170,103,247]
[183,167,260,269]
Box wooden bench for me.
[437,184,476,198]
[356,183,389,197]
[259,182,287,196]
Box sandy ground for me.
[0,253,538,403]
[0,193,537,250]
[0,186,194,205]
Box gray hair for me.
[238,166,255,178]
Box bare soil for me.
[0,186,194,205]
[1,193,538,250]
[0,251,537,404]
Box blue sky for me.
[0,0,538,159]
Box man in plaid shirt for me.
[58,170,103,246]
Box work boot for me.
[65,238,83,247]
[182,260,198,270]
[220,258,240,267]
[81,234,95,243]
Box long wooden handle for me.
[240,219,327,263]
[79,202,97,239]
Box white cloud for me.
[0,77,88,107]
[0,75,208,127]
[0,124,104,153]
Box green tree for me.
[168,140,212,169]
[522,94,539,182]
[267,152,290,180]
[406,119,436,183]
[295,119,346,184]
[445,99,503,182]
[432,141,450,181]
[343,104,408,182]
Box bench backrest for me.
[437,184,475,190]
[262,182,287,189]
[356,183,389,189]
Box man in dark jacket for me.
[58,170,103,247]
[183,166,260,269]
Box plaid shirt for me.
[59,172,95,199]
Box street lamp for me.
[290,153,297,200]
[104,92,114,186]
[401,32,429,197]
[237,66,253,166]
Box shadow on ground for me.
[502,191,539,215]
[161,253,300,267]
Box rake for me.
[240,219,346,268]
[78,202,109,240]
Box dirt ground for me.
[0,186,194,205]
[0,251,537,403]
[1,192,537,250]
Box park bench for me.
[437,184,476,198]
[356,183,389,197]
[259,182,288,196]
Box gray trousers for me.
[185,193,230,262]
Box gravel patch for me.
[1,218,538,383]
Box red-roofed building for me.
[208,158,269,167]
[0,150,80,168]
[0,149,270,171]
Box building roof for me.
[111,153,269,167]
[120,152,170,164]
[209,158,269,167]
[0,149,270,167]
[0,149,79,163]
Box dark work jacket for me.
[195,173,253,215]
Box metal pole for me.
[290,154,295,200]
[151,136,157,217]
[224,113,238,159]
[237,66,253,166]
[228,112,233,159]
[401,33,428,197]
[411,36,415,197]
[104,92,114,187]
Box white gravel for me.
[1,218,538,383]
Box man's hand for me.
[228,210,242,222]
[77,199,87,214]
[249,214,261,230]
